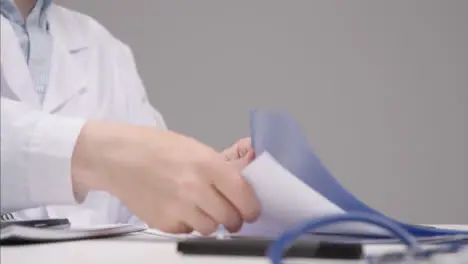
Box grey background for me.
[56,0,468,224]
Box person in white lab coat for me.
[1,0,260,235]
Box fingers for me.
[236,137,252,157]
[209,162,261,224]
[222,137,253,161]
[168,222,194,234]
[151,220,194,234]
[189,182,243,233]
[229,149,255,171]
[222,146,239,161]
[182,206,219,236]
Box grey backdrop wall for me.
[56,0,468,224]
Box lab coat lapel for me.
[42,6,89,113]
[0,16,41,108]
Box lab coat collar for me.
[40,4,90,112]
[47,4,90,52]
[1,5,91,112]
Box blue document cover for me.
[248,109,467,238]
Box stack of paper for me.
[1,224,145,244]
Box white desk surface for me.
[2,225,467,264]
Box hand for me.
[72,121,261,235]
[222,137,255,171]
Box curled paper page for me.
[243,109,468,238]
[239,152,387,237]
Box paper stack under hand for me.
[1,224,145,244]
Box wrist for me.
[71,120,115,200]
[70,120,160,200]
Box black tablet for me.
[177,235,363,260]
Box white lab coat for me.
[1,5,166,226]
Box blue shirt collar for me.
[1,0,52,28]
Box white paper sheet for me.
[238,152,387,237]
[142,229,201,240]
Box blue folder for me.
[248,109,468,238]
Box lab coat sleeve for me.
[1,98,86,213]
